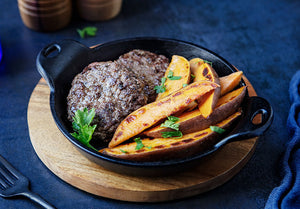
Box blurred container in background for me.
[77,0,122,21]
[18,0,72,32]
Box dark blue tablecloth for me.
[0,0,299,208]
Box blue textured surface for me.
[265,71,300,209]
[0,0,299,208]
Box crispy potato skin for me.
[101,111,241,161]
[109,81,218,148]
[143,86,246,138]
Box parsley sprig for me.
[210,126,226,134]
[160,116,183,138]
[120,149,128,153]
[134,137,151,150]
[154,70,183,94]
[160,116,180,130]
[154,77,167,93]
[167,71,182,80]
[203,59,213,67]
[196,59,213,67]
[161,130,183,138]
[71,108,97,151]
[77,27,97,39]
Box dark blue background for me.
[0,0,299,208]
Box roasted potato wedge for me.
[220,71,243,96]
[190,62,221,118]
[109,81,218,148]
[143,86,246,138]
[156,55,190,100]
[189,58,204,74]
[102,111,241,161]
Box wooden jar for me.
[76,0,123,21]
[18,0,72,32]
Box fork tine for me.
[0,155,21,179]
[0,166,16,184]
[0,175,9,189]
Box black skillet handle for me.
[214,96,273,149]
[36,40,90,92]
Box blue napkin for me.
[265,71,300,209]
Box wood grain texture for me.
[27,75,257,202]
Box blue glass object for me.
[0,39,2,63]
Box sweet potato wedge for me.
[102,111,242,161]
[192,62,221,117]
[143,86,246,138]
[220,71,243,96]
[156,55,190,100]
[189,58,204,74]
[108,81,218,148]
[185,58,207,112]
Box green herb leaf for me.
[120,149,128,153]
[167,71,174,78]
[77,27,97,39]
[161,130,183,138]
[77,29,86,39]
[210,126,226,134]
[134,137,151,150]
[169,76,182,80]
[71,108,98,151]
[160,116,180,130]
[154,85,166,93]
[191,74,195,79]
[160,120,180,130]
[203,59,213,67]
[167,71,182,80]
[154,77,167,93]
[182,83,188,87]
[167,116,180,122]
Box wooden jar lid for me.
[18,0,72,31]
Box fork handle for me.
[21,191,56,209]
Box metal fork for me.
[0,155,56,209]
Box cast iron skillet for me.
[36,37,273,176]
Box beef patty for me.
[117,49,169,102]
[67,50,169,143]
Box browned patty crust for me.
[67,50,169,143]
[117,49,169,102]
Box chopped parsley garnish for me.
[161,130,183,138]
[134,137,151,150]
[167,71,174,78]
[154,77,167,93]
[77,26,97,39]
[120,149,128,153]
[167,71,182,80]
[160,116,183,138]
[167,116,180,122]
[160,116,180,130]
[191,74,196,79]
[182,83,188,87]
[161,120,180,130]
[210,126,226,134]
[203,59,213,67]
[71,108,97,151]
[169,76,182,80]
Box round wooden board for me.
[27,77,258,202]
